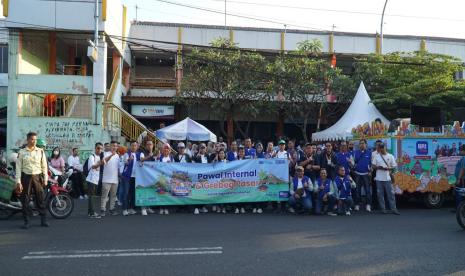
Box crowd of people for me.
[14,131,406,228]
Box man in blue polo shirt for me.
[336,141,353,176]
[353,139,372,212]
[244,138,256,159]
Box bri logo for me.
[416,141,428,155]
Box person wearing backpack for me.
[85,142,104,219]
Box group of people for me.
[77,136,401,219]
[14,131,403,229]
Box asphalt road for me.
[0,201,464,276]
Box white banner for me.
[131,105,175,117]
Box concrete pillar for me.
[48,32,56,74]
[92,39,107,125]
[112,50,121,77]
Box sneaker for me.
[252,208,257,213]
[84,195,88,200]
[257,208,263,214]
[159,209,164,215]
[89,212,101,219]
[147,208,155,214]
[240,207,246,214]
[122,210,129,216]
[235,208,240,214]
[194,208,200,215]
[79,196,85,200]
[212,205,217,212]
[354,205,360,211]
[345,211,351,216]
[392,210,400,215]
[366,205,372,212]
[100,210,106,217]
[109,209,119,216]
[288,207,295,214]
[327,212,337,216]
[117,201,122,206]
[141,209,148,216]
[222,207,226,214]
[216,208,221,213]
[164,209,169,215]
[201,207,208,213]
[128,209,137,215]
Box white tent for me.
[312,82,390,141]
[156,117,217,142]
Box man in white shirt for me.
[86,143,104,219]
[100,141,120,216]
[68,147,86,200]
[372,143,400,215]
[274,140,289,159]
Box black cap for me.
[379,142,385,148]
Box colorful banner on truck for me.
[134,159,290,206]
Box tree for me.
[266,39,354,142]
[353,51,465,120]
[176,38,271,142]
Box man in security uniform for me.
[15,132,49,229]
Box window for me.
[17,93,92,118]
[0,45,8,73]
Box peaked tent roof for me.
[312,82,390,141]
[156,117,217,142]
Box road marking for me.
[28,246,222,255]
[23,247,223,260]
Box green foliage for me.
[353,51,465,119]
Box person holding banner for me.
[157,143,174,215]
[192,143,211,215]
[211,149,228,214]
[232,146,247,214]
[227,141,238,161]
[244,138,256,159]
[265,142,274,159]
[314,168,338,216]
[288,166,313,214]
[174,142,192,163]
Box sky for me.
[120,0,465,39]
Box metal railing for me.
[105,66,120,102]
[131,77,176,88]
[17,93,92,118]
[102,102,175,153]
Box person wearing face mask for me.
[50,147,65,173]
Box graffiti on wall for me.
[44,121,94,150]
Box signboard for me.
[131,105,174,118]
[134,159,290,206]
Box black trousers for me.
[71,172,85,197]
[20,173,46,221]
[129,177,136,209]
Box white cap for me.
[178,142,186,148]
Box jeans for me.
[129,177,136,209]
[376,180,397,211]
[288,195,312,212]
[338,196,354,214]
[315,194,336,214]
[120,177,131,210]
[355,174,372,206]
[101,182,118,211]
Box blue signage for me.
[416,141,429,155]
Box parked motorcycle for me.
[0,166,74,220]
[456,187,465,230]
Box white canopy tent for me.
[312,82,390,141]
[156,117,217,142]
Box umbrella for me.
[156,117,217,142]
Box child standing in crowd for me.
[335,166,356,216]
[314,168,337,216]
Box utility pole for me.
[94,0,99,47]
[224,0,227,29]
[136,5,139,21]
[380,0,388,55]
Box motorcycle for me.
[49,165,74,191]
[456,186,465,230]
[0,166,74,220]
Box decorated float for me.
[313,82,465,208]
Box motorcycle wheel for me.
[47,192,74,219]
[457,201,465,230]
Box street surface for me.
[0,201,464,276]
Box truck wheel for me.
[423,192,444,209]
